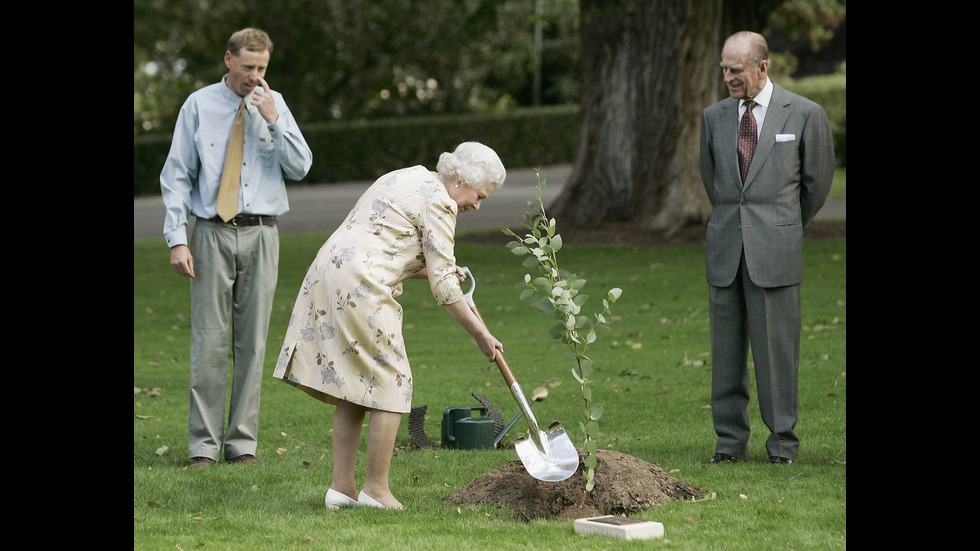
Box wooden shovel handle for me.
[470,305,517,387]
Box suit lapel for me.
[743,85,790,188]
[721,100,742,187]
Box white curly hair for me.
[436,142,506,192]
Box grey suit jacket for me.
[699,82,836,288]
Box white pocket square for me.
[775,134,796,142]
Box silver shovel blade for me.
[514,422,579,482]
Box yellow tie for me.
[216,99,246,222]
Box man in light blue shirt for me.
[160,27,313,468]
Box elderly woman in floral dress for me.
[274,142,506,510]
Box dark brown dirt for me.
[450,221,844,522]
[444,449,707,521]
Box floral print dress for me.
[273,165,465,413]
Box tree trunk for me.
[551,0,727,233]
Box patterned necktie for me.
[216,99,246,222]
[737,99,757,184]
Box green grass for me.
[830,166,846,199]
[134,225,846,549]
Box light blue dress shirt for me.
[160,75,313,247]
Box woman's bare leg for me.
[330,401,366,501]
[360,410,404,509]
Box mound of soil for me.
[444,449,706,521]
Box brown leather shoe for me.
[189,457,216,468]
[227,454,259,464]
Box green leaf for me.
[551,234,563,251]
[585,440,597,454]
[585,455,598,469]
[590,403,604,420]
[608,288,622,301]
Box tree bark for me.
[551,0,730,233]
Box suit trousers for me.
[708,253,801,461]
[188,219,280,460]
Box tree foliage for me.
[134,0,580,136]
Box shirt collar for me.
[742,78,773,109]
[220,74,255,112]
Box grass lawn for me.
[134,198,845,549]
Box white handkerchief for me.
[775,134,796,142]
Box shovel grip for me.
[460,267,519,388]
[469,305,518,387]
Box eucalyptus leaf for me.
[551,234,562,251]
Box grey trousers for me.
[708,255,801,461]
[188,219,279,460]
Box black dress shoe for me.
[710,453,740,463]
[768,456,793,464]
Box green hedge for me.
[133,75,844,196]
[133,105,579,196]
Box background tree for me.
[550,0,843,232]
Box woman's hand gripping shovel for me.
[460,267,579,482]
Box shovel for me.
[460,267,579,482]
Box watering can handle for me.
[460,266,518,388]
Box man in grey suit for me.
[699,31,836,465]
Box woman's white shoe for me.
[325,488,358,509]
[357,490,387,509]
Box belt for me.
[205,215,278,226]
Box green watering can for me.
[441,406,495,450]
